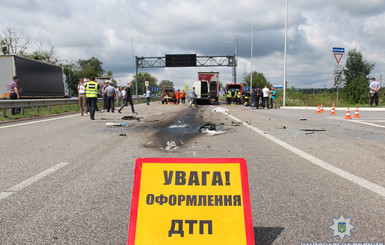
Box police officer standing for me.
[86,77,100,120]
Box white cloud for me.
[1,0,385,89]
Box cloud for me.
[1,0,385,89]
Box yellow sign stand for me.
[127,158,254,245]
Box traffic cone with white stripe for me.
[344,107,352,119]
[330,102,336,115]
[316,104,322,114]
[353,106,360,118]
[320,103,324,112]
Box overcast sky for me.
[1,0,385,89]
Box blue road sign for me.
[151,87,159,92]
[333,47,345,53]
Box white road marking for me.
[0,114,79,129]
[225,113,385,198]
[348,120,385,129]
[327,117,385,129]
[0,162,70,201]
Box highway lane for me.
[0,103,384,244]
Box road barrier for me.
[0,97,148,118]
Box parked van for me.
[161,87,176,104]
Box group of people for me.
[175,89,187,104]
[77,78,136,120]
[252,85,277,109]
[226,85,277,109]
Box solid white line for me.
[0,162,70,201]
[0,114,79,129]
[225,113,385,198]
[327,117,385,129]
[349,120,385,129]
[0,192,14,201]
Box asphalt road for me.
[0,102,384,244]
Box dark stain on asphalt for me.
[144,108,206,151]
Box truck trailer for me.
[196,72,219,104]
[0,55,69,99]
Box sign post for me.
[128,158,255,245]
[333,47,345,106]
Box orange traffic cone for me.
[353,106,360,118]
[344,107,352,119]
[330,102,336,115]
[316,104,322,114]
[320,103,324,112]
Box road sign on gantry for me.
[127,158,254,245]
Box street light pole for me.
[237,21,253,92]
[283,0,288,106]
[226,39,238,83]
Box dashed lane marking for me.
[0,162,70,201]
[0,114,79,129]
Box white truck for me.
[193,72,219,104]
[0,55,69,99]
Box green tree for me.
[159,80,174,88]
[131,72,158,95]
[343,48,375,104]
[62,63,80,96]
[77,57,104,78]
[242,71,272,89]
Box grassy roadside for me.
[0,98,157,122]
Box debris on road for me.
[212,107,229,113]
[122,115,140,121]
[300,129,326,132]
[199,123,226,136]
[169,123,189,129]
[106,122,128,127]
[229,121,242,126]
[200,128,226,135]
[119,133,127,136]
[199,123,216,131]
[163,141,177,152]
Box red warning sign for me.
[127,158,254,245]
[334,53,344,64]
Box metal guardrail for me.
[0,97,147,118]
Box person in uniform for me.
[181,90,186,104]
[176,89,181,104]
[226,90,232,104]
[86,77,100,120]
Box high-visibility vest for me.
[86,81,99,98]
[227,91,232,98]
[237,92,241,98]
